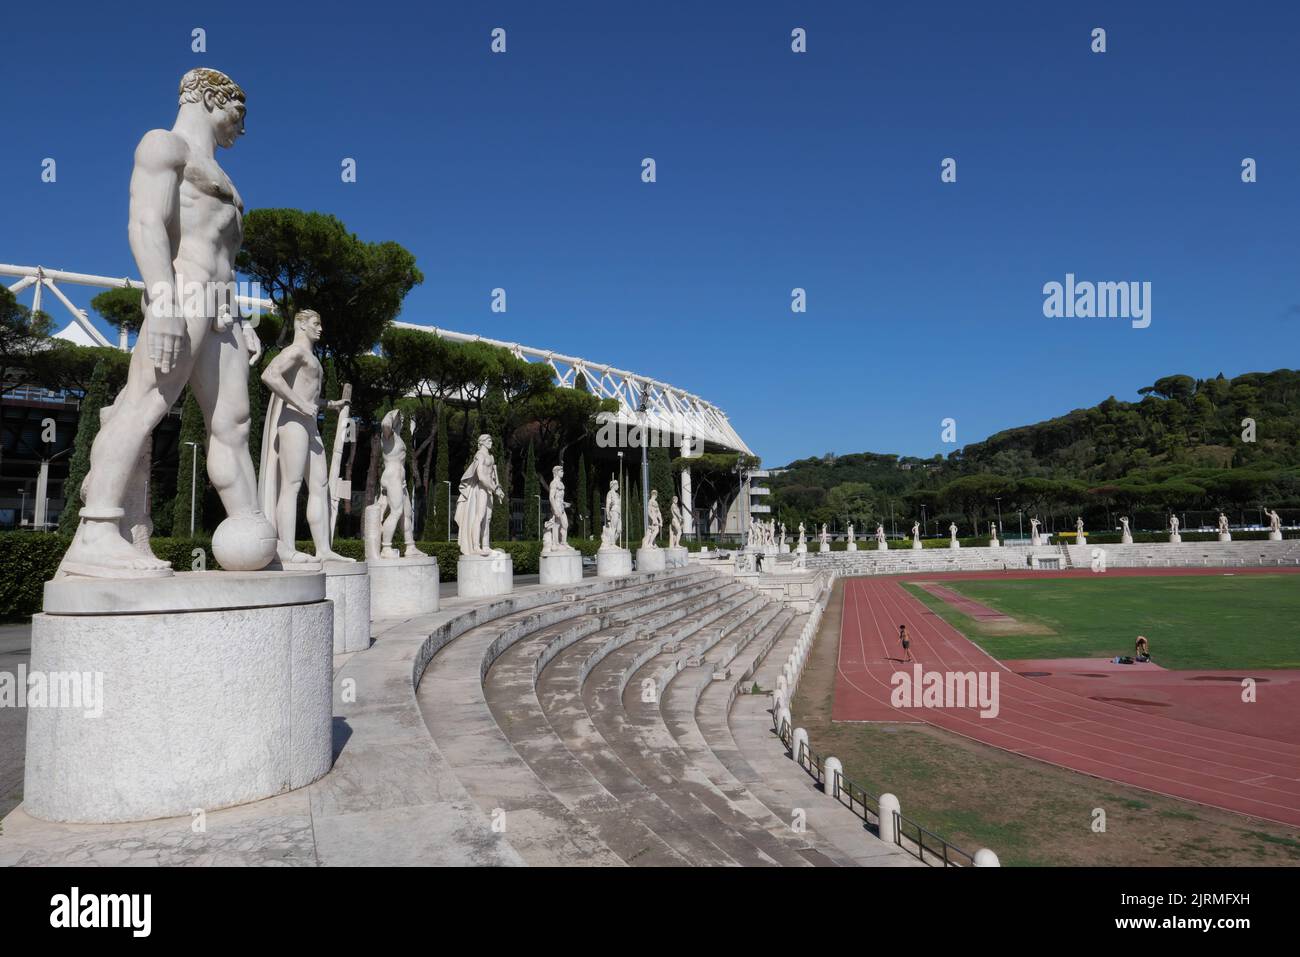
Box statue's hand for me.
[495,488,506,503]
[241,321,263,365]
[294,398,320,418]
[326,399,347,411]
[147,300,186,375]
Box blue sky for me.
[3,1,1297,465]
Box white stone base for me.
[796,544,807,554]
[636,546,667,572]
[846,542,857,551]
[370,555,440,618]
[665,546,690,568]
[950,541,961,549]
[597,547,633,577]
[780,544,790,553]
[457,554,514,598]
[324,560,370,653]
[539,549,583,585]
[1269,530,1283,541]
[1121,533,1133,545]
[819,543,829,553]
[1218,532,1232,542]
[1031,536,1041,547]
[26,571,333,824]
[912,540,922,550]
[989,540,1000,548]
[1170,533,1182,543]
[877,541,888,551]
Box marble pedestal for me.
[877,541,888,551]
[666,546,690,568]
[1269,530,1283,541]
[370,555,440,618]
[796,544,807,555]
[912,540,922,550]
[780,544,790,554]
[1170,533,1182,543]
[819,543,829,553]
[989,540,1000,548]
[1076,536,1087,546]
[636,546,667,572]
[1121,533,1133,545]
[846,542,857,551]
[949,541,961,549]
[539,549,583,586]
[1218,532,1232,542]
[324,560,370,653]
[1031,536,1041,547]
[597,546,633,577]
[457,553,514,598]
[25,571,333,824]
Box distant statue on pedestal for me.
[847,524,855,545]
[949,522,960,548]
[797,522,807,552]
[911,521,921,549]
[374,408,426,559]
[1119,516,1132,544]
[455,434,506,557]
[989,522,999,546]
[779,523,787,549]
[542,465,575,553]
[1169,514,1181,543]
[1266,508,1282,540]
[1217,512,1231,542]
[1030,516,1041,547]
[875,523,887,550]
[642,489,663,549]
[669,495,684,548]
[259,310,355,565]
[600,479,622,549]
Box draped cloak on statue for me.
[455,445,500,556]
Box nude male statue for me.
[374,409,427,559]
[543,465,571,551]
[642,489,663,549]
[259,310,354,564]
[668,495,683,548]
[60,68,270,577]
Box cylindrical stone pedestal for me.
[665,546,689,568]
[989,539,1000,548]
[780,544,790,554]
[1170,533,1182,543]
[596,547,633,577]
[1218,532,1232,542]
[457,553,514,598]
[324,560,370,653]
[539,549,583,586]
[1270,530,1283,541]
[912,539,922,550]
[369,555,440,618]
[25,571,333,824]
[1121,534,1133,545]
[878,541,888,551]
[846,542,857,551]
[796,544,807,555]
[950,541,961,549]
[819,543,829,553]
[636,546,667,572]
[1077,535,1087,546]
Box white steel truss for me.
[0,264,753,455]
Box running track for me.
[834,571,1300,828]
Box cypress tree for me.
[575,453,589,542]
[491,434,510,542]
[171,389,207,537]
[651,445,674,519]
[424,402,450,540]
[59,359,112,534]
[523,441,539,540]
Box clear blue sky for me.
[3,0,1297,465]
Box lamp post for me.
[920,504,926,538]
[618,451,625,549]
[995,497,1002,538]
[185,441,198,537]
[535,494,542,540]
[19,487,27,527]
[443,480,452,541]
[1018,510,1023,540]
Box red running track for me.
[834,572,1300,827]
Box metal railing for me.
[774,710,974,867]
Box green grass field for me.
[902,575,1300,669]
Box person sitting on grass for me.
[899,624,914,663]
[1135,635,1150,662]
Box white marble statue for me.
[642,489,663,549]
[875,524,886,545]
[989,521,998,541]
[1267,508,1281,533]
[797,522,807,547]
[1170,514,1179,533]
[58,68,275,578]
[542,465,574,552]
[1075,517,1085,536]
[258,310,355,564]
[601,479,622,548]
[455,434,506,557]
[1120,516,1130,535]
[780,523,787,549]
[373,408,426,559]
[847,524,855,545]
[668,495,684,548]
[949,522,959,542]
[819,524,830,545]
[1119,515,1132,544]
[1217,513,1230,534]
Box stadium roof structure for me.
[1,263,753,456]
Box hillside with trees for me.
[769,370,1300,537]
